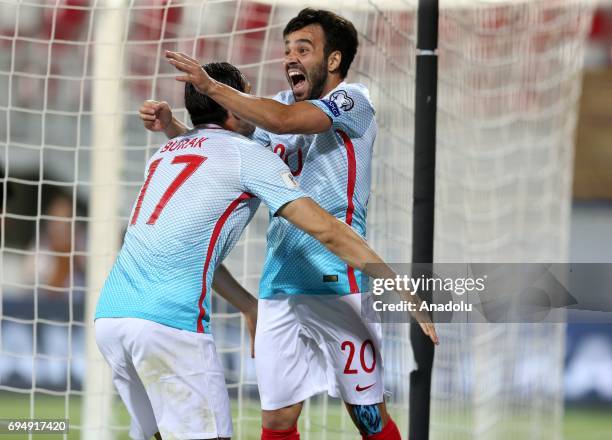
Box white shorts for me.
[95,318,232,440]
[255,293,384,410]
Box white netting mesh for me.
[0,0,594,439]
[432,3,593,439]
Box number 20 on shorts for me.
[341,340,376,374]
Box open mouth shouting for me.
[287,67,308,98]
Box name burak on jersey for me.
[160,136,208,153]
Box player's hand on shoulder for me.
[139,100,173,132]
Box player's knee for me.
[351,404,384,435]
[262,403,302,430]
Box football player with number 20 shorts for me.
[141,8,438,440]
[98,62,424,440]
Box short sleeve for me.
[250,127,271,149]
[308,84,375,138]
[238,141,309,215]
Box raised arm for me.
[139,100,190,139]
[212,264,258,358]
[277,198,439,345]
[166,51,332,135]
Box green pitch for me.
[0,392,610,439]
[0,392,348,440]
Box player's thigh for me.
[256,297,325,410]
[298,294,385,405]
[129,320,232,440]
[95,318,159,440]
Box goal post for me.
[0,1,597,439]
[82,0,128,438]
[410,1,439,439]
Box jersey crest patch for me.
[330,90,354,112]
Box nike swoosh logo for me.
[355,383,376,392]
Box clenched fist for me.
[139,100,173,132]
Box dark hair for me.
[283,8,358,78]
[185,62,248,126]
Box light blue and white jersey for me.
[257,82,377,298]
[96,127,307,333]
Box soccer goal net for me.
[0,0,594,439]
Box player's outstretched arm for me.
[139,99,190,139]
[277,198,439,345]
[212,264,258,358]
[166,51,332,135]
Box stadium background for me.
[0,1,611,439]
